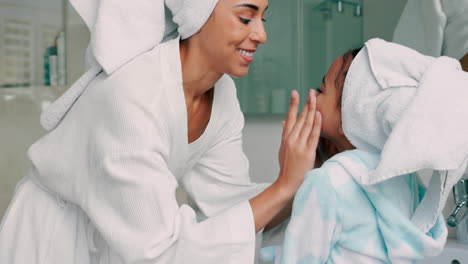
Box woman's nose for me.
[251,21,267,44]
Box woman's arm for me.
[250,90,321,232]
[264,199,292,231]
[182,89,321,233]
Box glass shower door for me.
[304,0,363,93]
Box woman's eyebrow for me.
[234,4,269,15]
[235,4,259,11]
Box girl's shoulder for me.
[302,150,380,199]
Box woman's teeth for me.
[237,49,254,57]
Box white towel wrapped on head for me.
[40,0,219,131]
[342,38,468,232]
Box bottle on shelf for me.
[43,31,66,87]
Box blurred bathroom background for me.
[0,0,457,237]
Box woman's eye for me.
[240,18,251,24]
[316,88,322,93]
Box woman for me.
[0,0,322,263]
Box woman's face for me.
[196,0,268,78]
[316,55,353,142]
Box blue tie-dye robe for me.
[262,149,447,264]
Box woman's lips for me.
[237,48,255,63]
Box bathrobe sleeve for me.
[181,110,269,217]
[277,169,341,263]
[85,148,257,264]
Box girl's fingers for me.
[282,90,299,138]
[307,111,322,148]
[298,90,317,144]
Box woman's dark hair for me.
[335,47,363,107]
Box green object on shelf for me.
[44,46,58,86]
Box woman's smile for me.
[237,48,256,63]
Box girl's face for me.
[195,0,268,77]
[316,55,353,143]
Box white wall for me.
[243,118,283,183]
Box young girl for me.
[261,37,468,263]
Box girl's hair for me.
[316,48,362,164]
[335,47,362,107]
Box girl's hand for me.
[276,90,322,198]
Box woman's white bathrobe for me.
[0,37,268,264]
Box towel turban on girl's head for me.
[342,38,468,232]
[41,0,219,131]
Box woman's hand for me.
[248,90,321,232]
[276,90,322,198]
